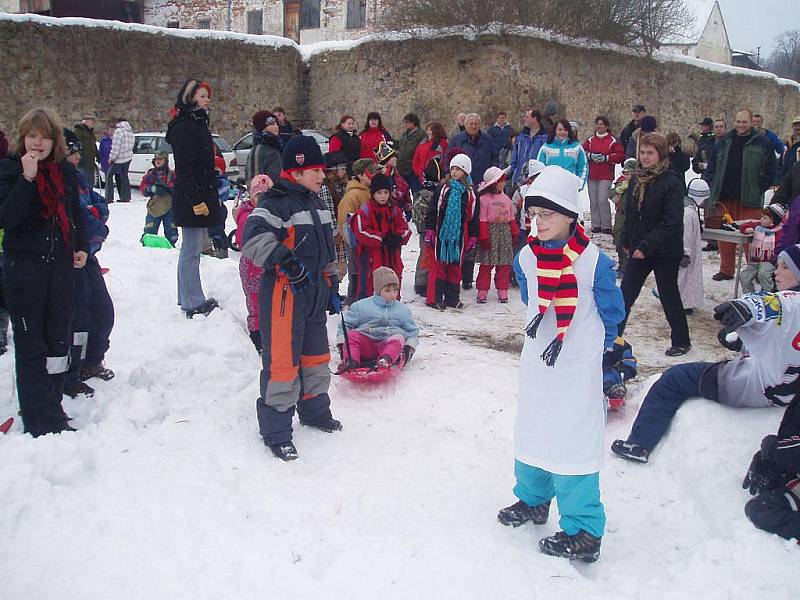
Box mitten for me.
[717,329,743,352]
[193,202,209,217]
[713,300,753,333]
[742,451,784,496]
[272,246,310,293]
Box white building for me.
[142,0,384,44]
[663,0,732,65]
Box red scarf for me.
[36,161,71,249]
[525,223,590,366]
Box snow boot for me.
[376,355,392,369]
[476,289,488,304]
[270,442,299,461]
[64,381,95,399]
[80,363,115,382]
[611,439,650,463]
[497,289,509,303]
[497,499,551,527]
[300,417,343,433]
[185,298,219,319]
[539,530,601,562]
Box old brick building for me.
[142,0,384,43]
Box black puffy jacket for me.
[621,169,684,258]
[165,114,223,228]
[0,156,88,257]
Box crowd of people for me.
[1,82,800,562]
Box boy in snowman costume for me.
[499,166,625,562]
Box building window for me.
[197,18,211,29]
[247,9,263,35]
[300,0,320,29]
[347,0,366,29]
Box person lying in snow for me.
[603,337,637,411]
[743,389,800,543]
[337,266,418,370]
[612,242,800,465]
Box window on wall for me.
[346,0,366,29]
[247,9,264,34]
[300,0,320,29]
[197,18,211,29]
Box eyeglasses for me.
[527,208,558,221]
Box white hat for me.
[477,165,510,192]
[449,153,472,176]
[524,165,581,218]
[526,159,546,179]
[686,178,710,206]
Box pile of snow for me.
[0,191,796,598]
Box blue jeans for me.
[104,161,131,202]
[144,209,178,244]
[177,227,207,311]
[627,362,718,451]
[513,460,606,538]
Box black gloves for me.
[272,246,310,293]
[679,255,690,268]
[717,329,743,352]
[742,449,784,496]
[383,233,403,250]
[713,300,752,333]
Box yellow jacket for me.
[337,179,371,235]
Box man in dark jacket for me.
[396,112,425,193]
[272,106,294,150]
[450,113,496,184]
[487,111,516,168]
[242,135,342,462]
[780,116,800,180]
[510,110,547,184]
[74,116,98,184]
[691,117,716,174]
[703,109,778,280]
[620,105,646,150]
[246,110,283,182]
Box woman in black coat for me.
[0,108,89,436]
[619,132,691,356]
[165,79,223,318]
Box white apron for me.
[515,242,606,475]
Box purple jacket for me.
[775,202,800,262]
[99,135,113,172]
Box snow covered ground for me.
[0,191,797,599]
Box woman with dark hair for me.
[583,116,625,234]
[412,122,449,182]
[666,132,691,195]
[537,118,588,190]
[166,78,223,318]
[0,108,89,436]
[360,112,393,163]
[328,115,361,172]
[619,132,691,356]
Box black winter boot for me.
[539,530,602,562]
[270,442,299,461]
[64,381,95,399]
[498,499,551,526]
[300,417,342,433]
[611,439,650,463]
[80,363,115,382]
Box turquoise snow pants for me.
[513,460,606,538]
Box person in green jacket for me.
[702,108,777,280]
[397,113,426,193]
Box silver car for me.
[232,129,330,180]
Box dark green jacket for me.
[397,127,425,176]
[703,128,777,209]
[74,123,98,173]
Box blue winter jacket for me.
[338,294,419,349]
[75,169,109,257]
[510,127,548,184]
[450,130,496,184]
[487,124,515,165]
[537,139,588,190]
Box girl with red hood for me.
[359,112,394,163]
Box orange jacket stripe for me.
[301,353,331,368]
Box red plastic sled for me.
[337,356,408,384]
[0,417,13,434]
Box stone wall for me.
[0,17,303,144]
[307,33,800,143]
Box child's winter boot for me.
[476,289,488,304]
[611,439,650,463]
[80,362,115,382]
[498,289,509,303]
[497,499,551,527]
[300,416,343,433]
[270,441,299,461]
[64,381,95,399]
[539,530,601,562]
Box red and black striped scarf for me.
[525,223,590,366]
[36,161,71,249]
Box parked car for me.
[232,129,330,178]
[126,132,238,185]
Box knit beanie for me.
[324,151,348,170]
[370,173,392,194]
[373,266,399,293]
[249,174,273,198]
[524,165,581,218]
[639,116,657,133]
[252,110,277,133]
[449,153,472,176]
[282,135,325,173]
[352,158,376,177]
[779,244,800,283]
[686,178,710,205]
[767,203,786,225]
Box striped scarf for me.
[525,223,590,366]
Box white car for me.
[127,132,238,186]
[232,129,330,180]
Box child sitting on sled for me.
[337,266,418,370]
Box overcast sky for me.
[688,0,799,57]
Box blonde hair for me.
[15,108,67,163]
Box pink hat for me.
[249,174,273,198]
[477,166,510,193]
